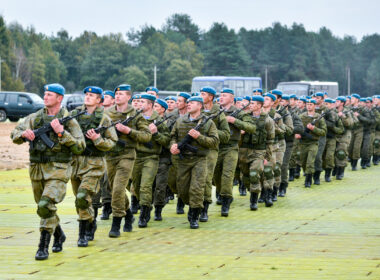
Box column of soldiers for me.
[11,82,380,261]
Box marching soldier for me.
[373,95,380,165]
[165,96,177,114]
[11,83,85,260]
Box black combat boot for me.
[131,195,140,214]
[295,165,301,179]
[52,225,66,253]
[123,208,135,232]
[166,187,174,201]
[289,169,295,181]
[187,207,193,222]
[278,183,285,197]
[351,159,358,171]
[138,205,149,228]
[216,192,222,205]
[35,230,51,260]
[199,201,209,222]
[313,171,321,185]
[324,169,332,182]
[265,189,273,207]
[250,192,258,211]
[366,158,371,168]
[146,206,152,223]
[336,167,345,180]
[361,159,367,169]
[100,202,112,220]
[221,196,233,217]
[77,220,88,247]
[154,205,163,221]
[272,186,278,202]
[86,207,98,241]
[189,208,200,229]
[258,189,265,203]
[239,181,247,196]
[109,216,122,238]
[305,174,312,188]
[176,197,185,214]
[332,166,337,176]
[374,155,379,165]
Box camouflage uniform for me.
[11,107,85,234]
[335,108,354,178]
[314,105,327,181]
[373,106,380,162]
[349,106,369,163]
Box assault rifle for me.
[143,115,172,149]
[29,110,86,149]
[301,111,327,140]
[228,102,250,118]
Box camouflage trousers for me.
[349,128,363,160]
[289,139,301,169]
[374,131,380,156]
[106,154,135,218]
[322,137,337,170]
[214,145,239,198]
[154,157,171,207]
[92,172,112,209]
[132,153,159,207]
[30,161,72,234]
[177,155,206,208]
[239,148,267,193]
[168,155,178,195]
[204,149,219,203]
[300,142,319,174]
[274,140,286,187]
[335,131,352,168]
[281,141,294,184]
[315,136,326,172]
[360,130,372,161]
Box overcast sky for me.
[1,0,379,41]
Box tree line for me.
[0,13,379,96]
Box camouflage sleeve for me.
[93,115,117,152]
[129,115,152,143]
[274,113,286,136]
[341,112,354,128]
[312,118,327,137]
[153,122,170,148]
[374,110,380,126]
[333,118,345,135]
[283,113,294,136]
[196,120,219,149]
[170,121,179,147]
[217,113,231,144]
[358,109,374,125]
[60,118,86,154]
[291,113,304,135]
[233,113,256,134]
[265,117,275,159]
[10,113,34,144]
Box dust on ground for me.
[0,122,29,171]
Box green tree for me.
[164,59,195,91]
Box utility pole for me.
[0,56,3,92]
[347,66,351,96]
[153,64,157,88]
[265,65,268,92]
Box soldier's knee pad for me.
[75,189,89,210]
[336,150,346,160]
[37,197,54,218]
[249,170,260,184]
[374,139,380,148]
[273,164,281,177]
[263,166,273,180]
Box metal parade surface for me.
[0,167,379,279]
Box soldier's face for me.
[103,95,114,107]
[306,103,315,111]
[219,93,234,107]
[115,91,131,105]
[280,99,289,107]
[289,98,296,107]
[315,96,324,105]
[147,91,158,98]
[166,100,176,111]
[200,92,214,104]
[154,103,165,115]
[250,101,262,112]
[242,99,250,107]
[263,97,273,108]
[336,100,343,107]
[131,99,141,109]
[44,91,62,107]
[235,101,243,109]
[327,103,335,109]
[187,101,202,114]
[140,99,153,112]
[84,92,101,107]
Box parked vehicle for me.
[61,93,85,111]
[276,81,339,98]
[0,91,44,122]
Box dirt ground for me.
[0,122,29,171]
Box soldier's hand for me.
[295,133,301,139]
[116,123,131,134]
[188,129,200,139]
[264,159,268,165]
[149,123,158,134]
[354,112,359,117]
[338,111,344,117]
[226,116,236,123]
[241,130,245,135]
[306,123,315,130]
[86,129,100,140]
[170,144,180,155]
[22,129,35,141]
[51,119,64,135]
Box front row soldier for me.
[170,96,219,229]
[11,83,85,260]
[105,84,151,238]
[295,99,327,188]
[70,86,117,247]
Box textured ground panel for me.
[0,166,380,279]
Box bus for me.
[191,76,262,97]
[276,81,339,98]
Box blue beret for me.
[374,95,380,99]
[200,87,217,95]
[146,86,159,94]
[264,93,276,102]
[360,98,367,102]
[324,98,335,103]
[306,96,312,99]
[282,94,290,101]
[104,90,115,98]
[324,92,328,96]
[221,88,234,95]
[366,97,372,102]
[100,93,104,102]
[187,96,203,103]
[251,95,265,103]
[131,94,141,100]
[140,94,156,102]
[306,99,316,104]
[347,96,352,99]
[155,98,168,110]
[114,84,131,92]
[216,98,220,102]
[270,89,282,96]
[290,94,297,99]
[300,97,307,103]
[243,95,251,101]
[83,86,103,95]
[179,92,191,99]
[315,92,324,97]
[44,83,65,96]
[252,88,263,94]
[236,97,243,102]
[192,92,200,96]
[165,96,177,101]
[351,93,361,99]
[336,96,346,102]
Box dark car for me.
[61,93,85,111]
[0,91,45,122]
